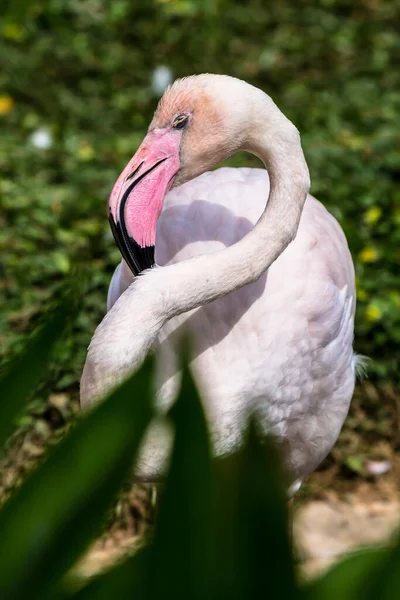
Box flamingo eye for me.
[172,114,189,130]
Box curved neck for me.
[81,105,310,405]
[156,108,310,314]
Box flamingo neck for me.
[81,100,310,405]
[156,101,310,314]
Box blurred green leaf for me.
[147,365,214,600]
[212,422,300,600]
[0,298,73,449]
[365,539,400,600]
[62,363,214,600]
[307,549,389,600]
[0,360,153,600]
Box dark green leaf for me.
[63,364,214,600]
[0,299,73,449]
[365,538,400,600]
[0,360,153,600]
[213,421,301,600]
[307,549,389,600]
[147,366,214,600]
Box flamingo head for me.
[108,74,252,276]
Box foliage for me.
[1,300,400,599]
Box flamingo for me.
[81,74,358,492]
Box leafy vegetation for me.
[0,300,399,599]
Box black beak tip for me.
[109,213,155,276]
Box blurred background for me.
[0,0,399,572]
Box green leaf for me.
[147,365,214,600]
[63,364,214,600]
[0,360,153,600]
[0,299,73,449]
[212,421,301,600]
[307,549,389,600]
[365,538,400,600]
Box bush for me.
[0,3,398,417]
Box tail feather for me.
[352,353,369,379]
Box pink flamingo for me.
[81,75,358,492]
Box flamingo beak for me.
[108,129,181,276]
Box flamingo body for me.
[107,166,356,485]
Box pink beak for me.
[108,128,181,275]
